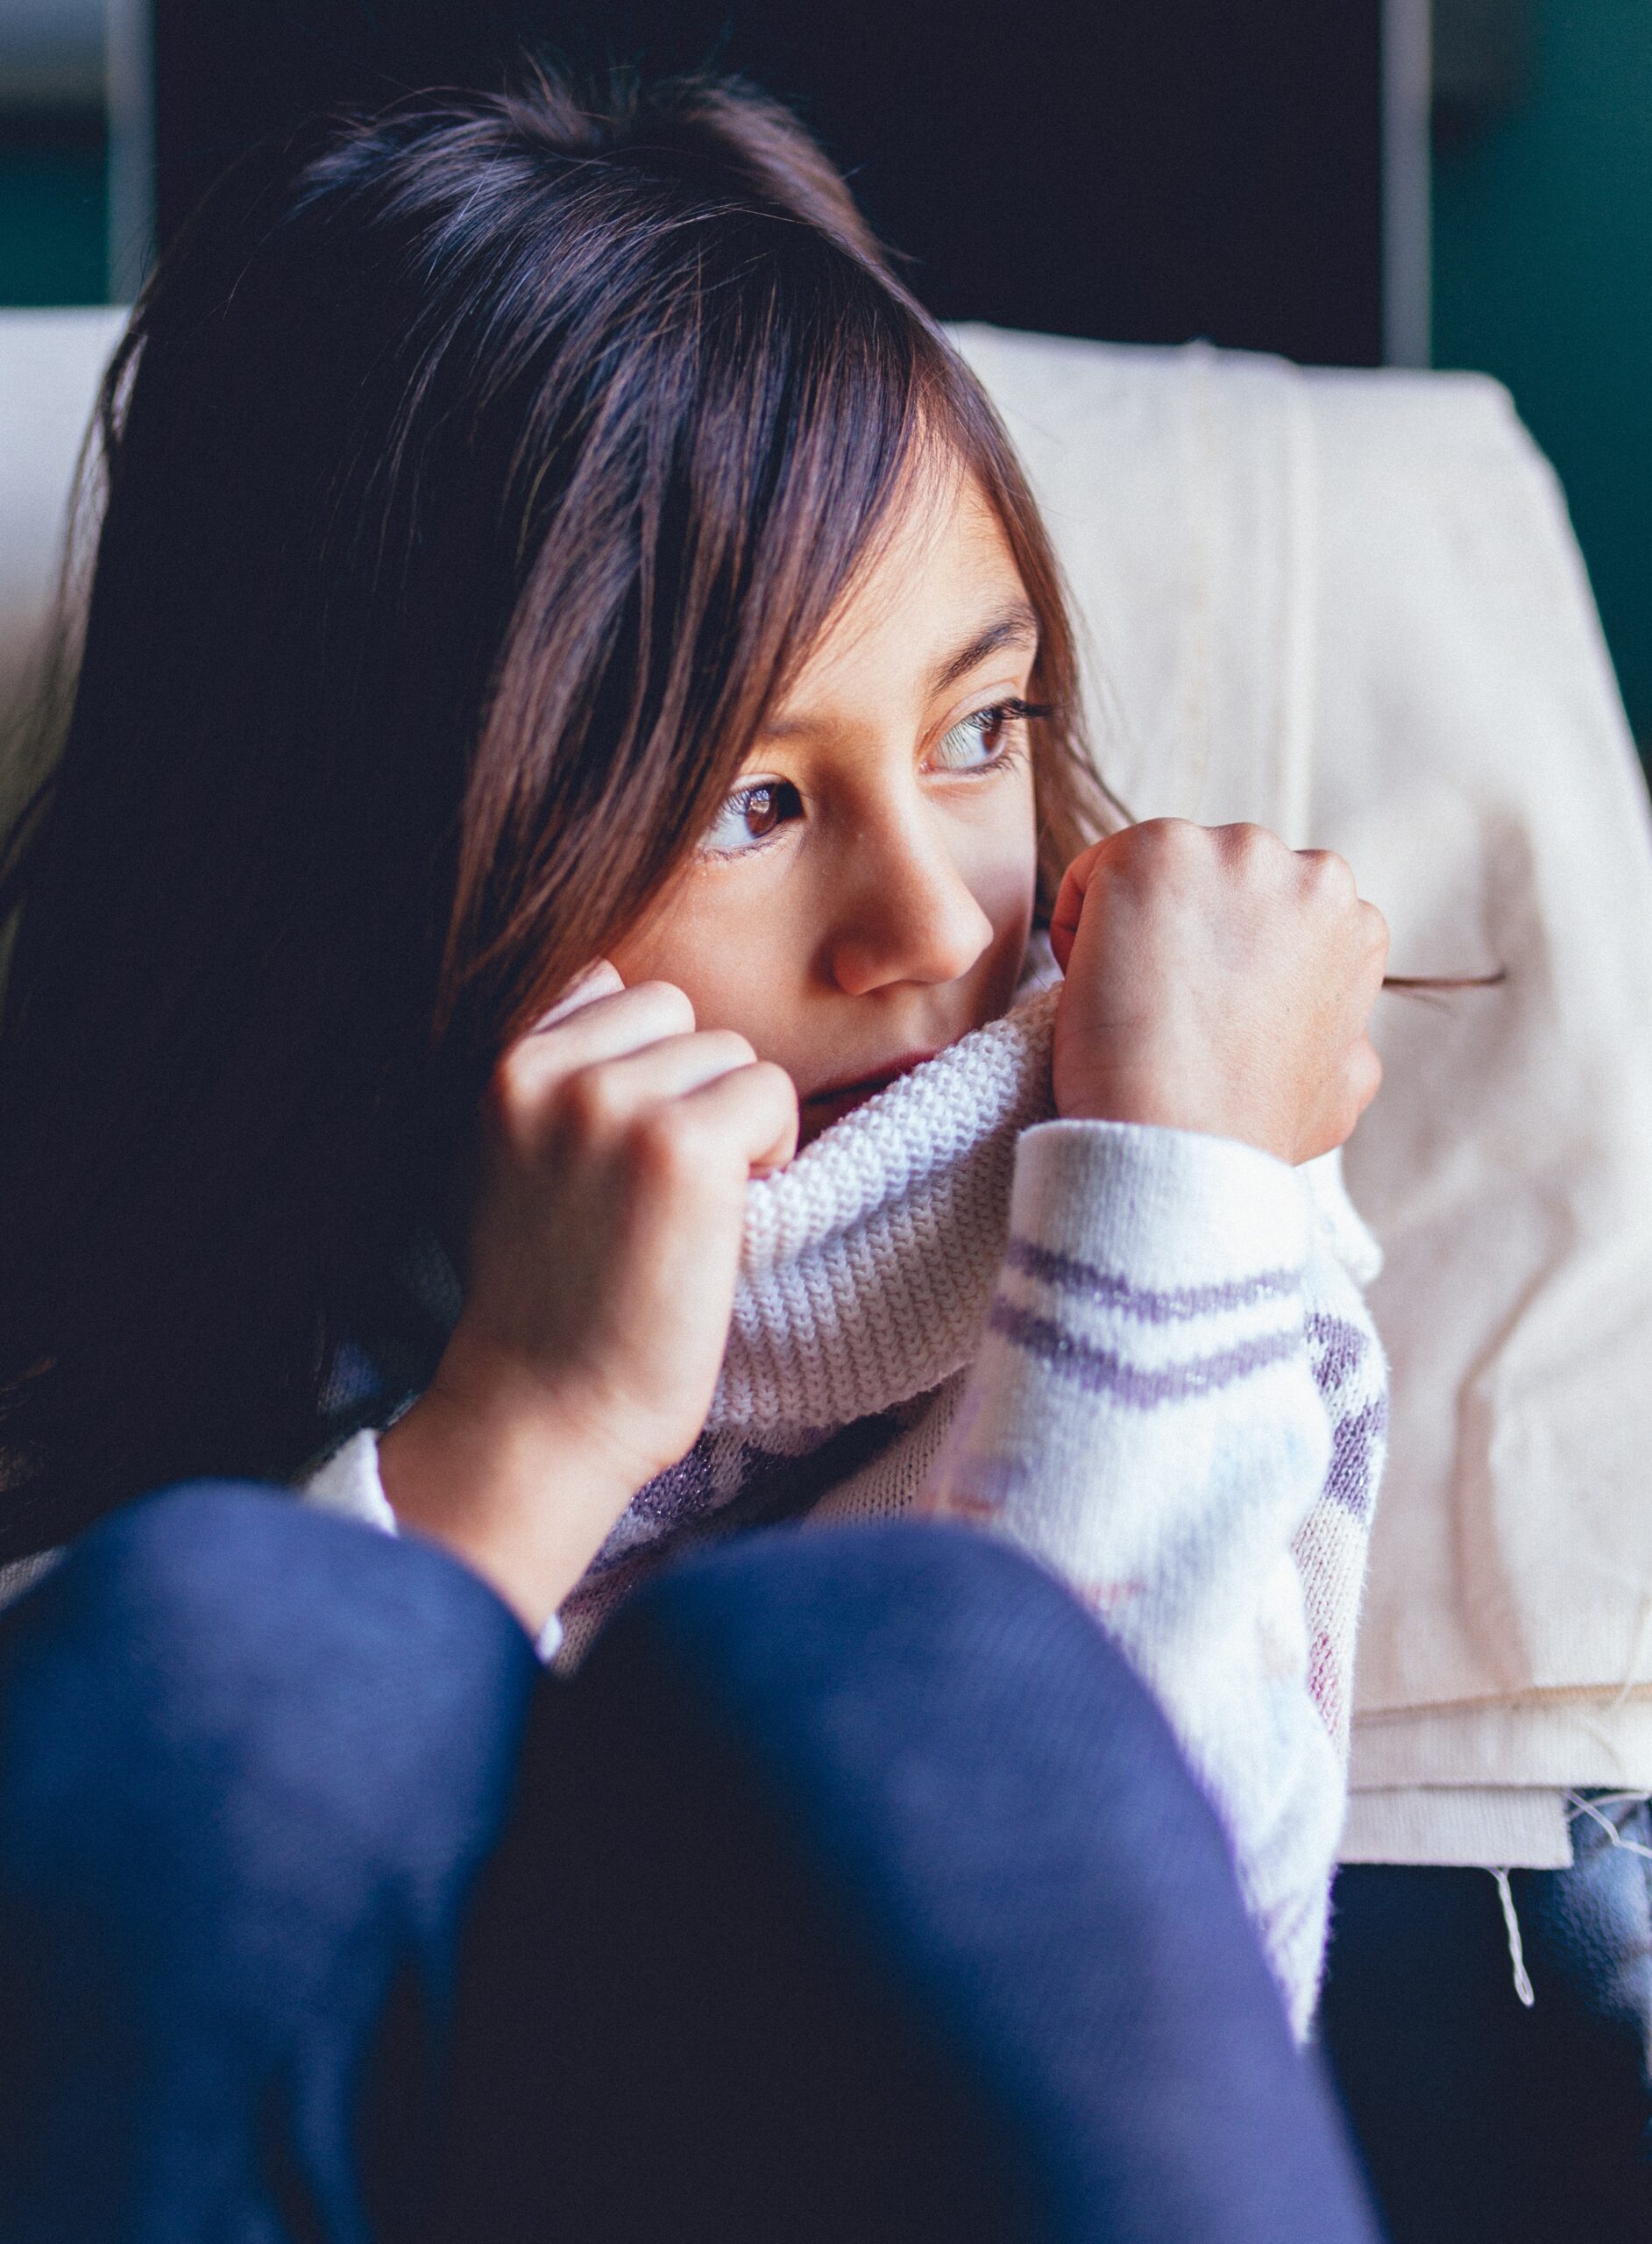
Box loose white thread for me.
[1491,1868,1535,2008]
[1563,1791,1652,1862]
[1607,1592,1652,1714]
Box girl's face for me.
[611,467,1041,1144]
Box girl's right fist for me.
[457,969,797,1486]
[380,968,797,1631]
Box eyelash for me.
[699,698,1053,861]
[931,697,1052,774]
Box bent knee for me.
[0,1481,537,1895]
[596,1519,1209,1823]
[4,1477,525,1699]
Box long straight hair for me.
[0,69,1107,1558]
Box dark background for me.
[151,0,1386,367]
[8,3,1652,747]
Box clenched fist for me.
[381,966,798,1631]
[1049,820,1388,1165]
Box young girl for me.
[0,68,1388,2239]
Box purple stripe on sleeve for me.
[988,1299,1304,1405]
[1324,1395,1389,1521]
[1306,1312,1370,1392]
[1003,1237,1300,1321]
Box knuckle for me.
[558,1064,627,1142]
[628,1103,704,1187]
[490,1040,564,1136]
[1110,819,1209,891]
[490,1044,534,1111]
[743,1060,800,1133]
[750,1058,798,1108]
[1349,1040,1384,1109]
[1299,846,1355,894]
[1219,820,1280,863]
[1125,816,1198,862]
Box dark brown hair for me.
[0,67,1106,1555]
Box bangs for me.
[443,205,1008,1043]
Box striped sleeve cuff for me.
[993,1121,1312,1399]
[1010,1118,1311,1288]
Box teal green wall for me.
[0,139,106,305]
[1434,0,1652,742]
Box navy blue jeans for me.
[1324,1830,1652,2241]
[0,1485,1379,2243]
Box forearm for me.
[304,1334,652,1645]
[374,1374,627,1635]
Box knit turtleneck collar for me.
[717,984,1058,1431]
[572,975,1060,1602]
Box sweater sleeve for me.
[925,1118,1346,2037]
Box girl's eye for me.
[931,699,1050,773]
[699,776,805,856]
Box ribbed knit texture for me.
[716,991,1060,1429]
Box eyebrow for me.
[926,600,1042,697]
[760,600,1042,741]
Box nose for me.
[825,807,996,998]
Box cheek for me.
[961,766,1040,943]
[606,877,809,1046]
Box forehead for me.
[774,465,1033,714]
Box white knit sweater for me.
[306,981,1386,2036]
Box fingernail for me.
[531,959,624,1033]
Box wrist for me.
[1054,1058,1295,1164]
[379,1340,648,1635]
